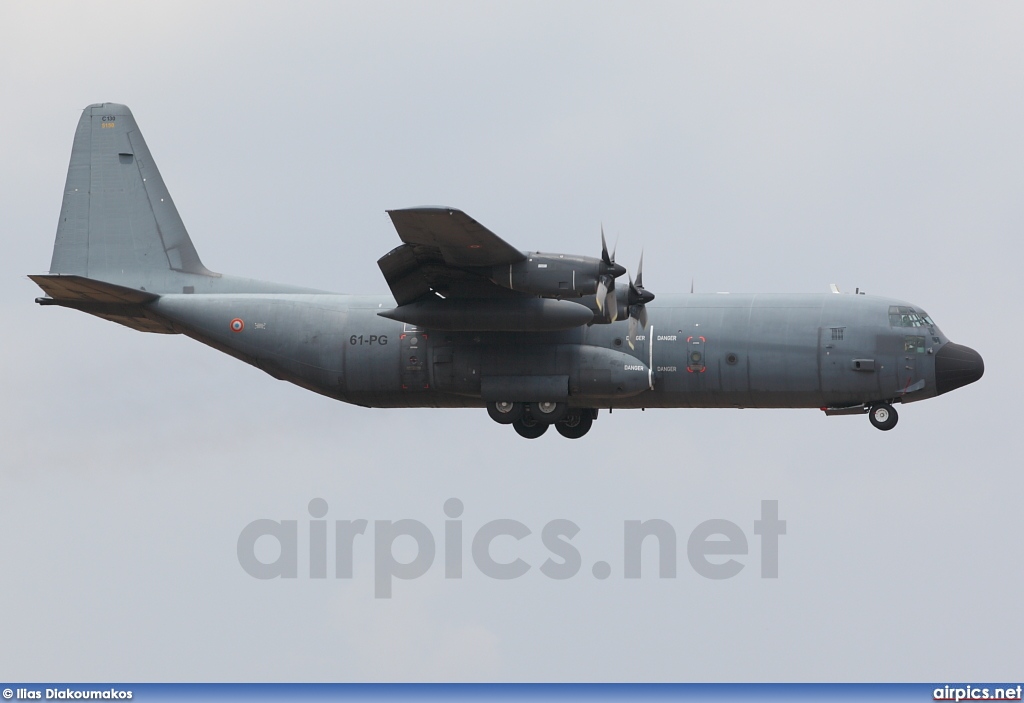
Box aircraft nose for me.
[934,342,985,395]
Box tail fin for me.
[50,103,215,279]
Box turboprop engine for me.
[489,228,625,303]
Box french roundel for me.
[230,318,244,332]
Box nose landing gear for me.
[869,403,899,431]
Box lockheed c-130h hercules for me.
[32,103,984,439]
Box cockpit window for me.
[889,305,935,328]
[904,336,926,353]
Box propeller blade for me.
[606,288,618,322]
[600,226,611,266]
[595,277,608,312]
[627,315,638,350]
[625,253,652,333]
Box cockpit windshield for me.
[889,305,935,328]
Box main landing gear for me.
[487,401,596,439]
[868,402,899,431]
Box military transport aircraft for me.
[32,103,984,439]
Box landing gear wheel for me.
[529,401,568,424]
[556,412,593,439]
[869,403,898,431]
[513,417,549,439]
[487,401,524,425]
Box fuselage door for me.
[400,325,430,391]
[686,335,706,373]
[818,325,883,405]
[898,334,926,394]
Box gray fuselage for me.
[148,290,950,411]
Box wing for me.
[379,207,527,305]
[387,207,526,267]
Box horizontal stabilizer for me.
[30,274,159,304]
[30,274,175,334]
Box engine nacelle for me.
[573,345,652,399]
[490,252,624,299]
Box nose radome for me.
[935,343,985,395]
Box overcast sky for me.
[1,1,1021,682]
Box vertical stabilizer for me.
[50,103,214,279]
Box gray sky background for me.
[1,1,1021,682]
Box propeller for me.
[595,225,625,320]
[626,253,656,349]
